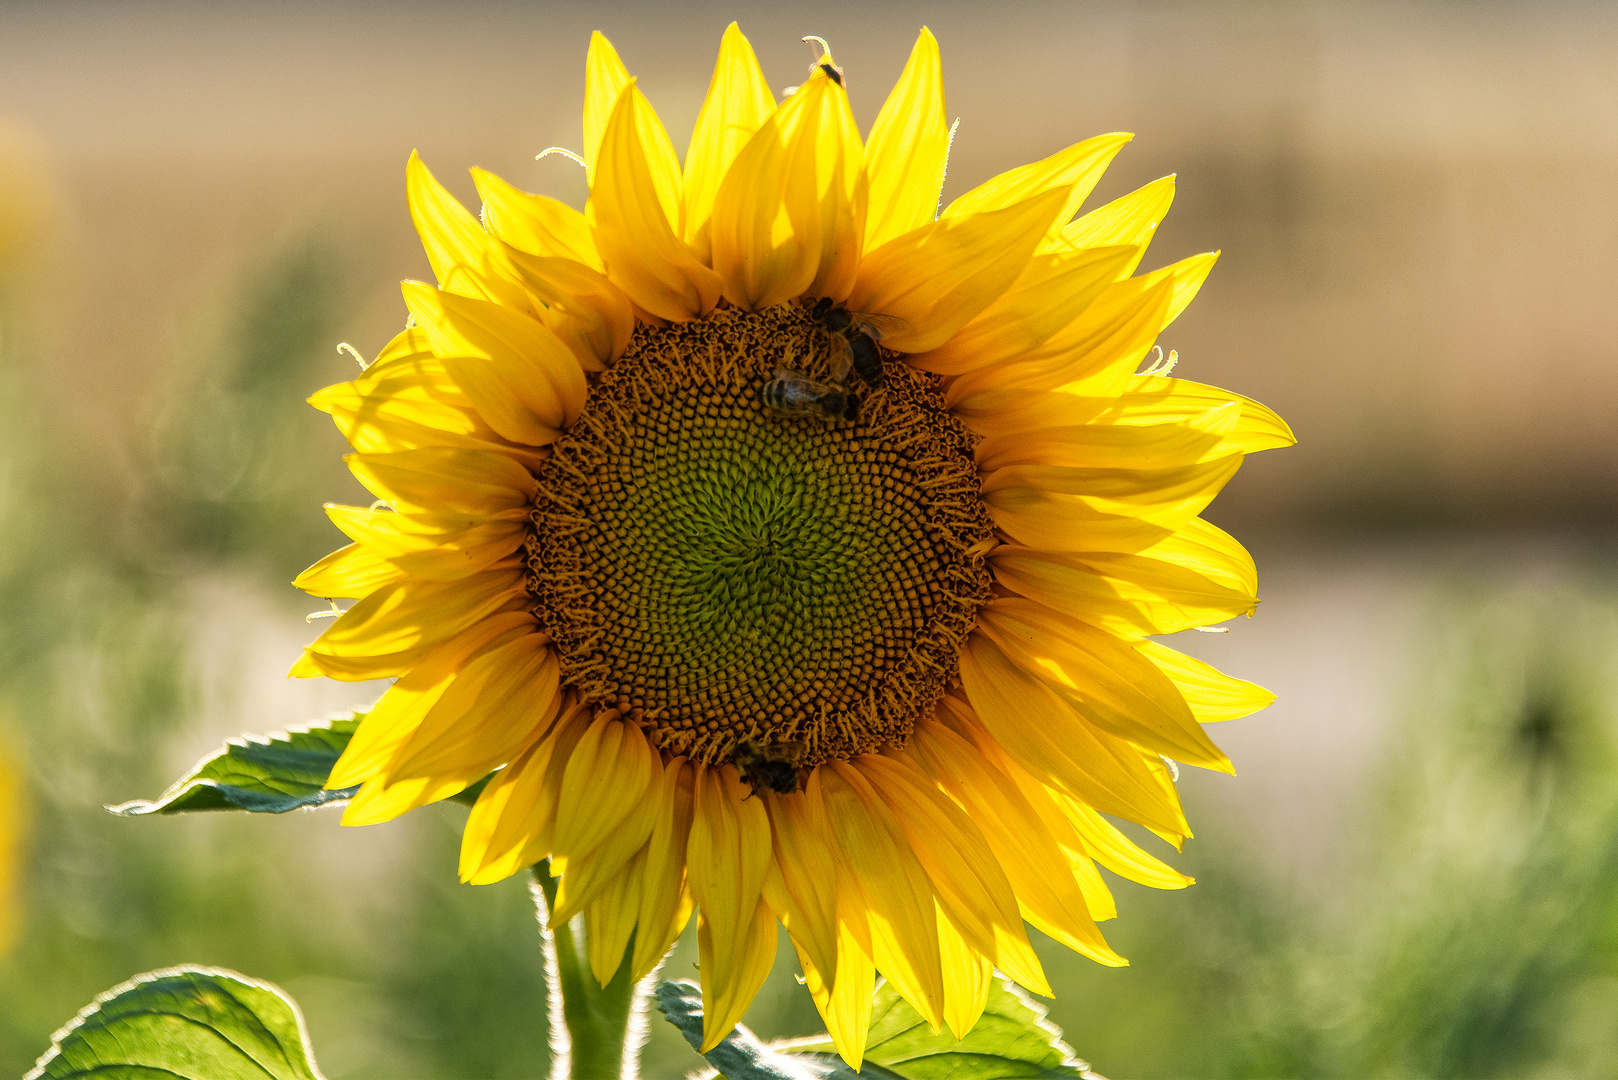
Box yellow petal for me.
[327,610,536,790]
[324,504,528,581]
[1114,376,1297,454]
[846,186,1068,353]
[294,543,407,599]
[864,28,949,251]
[345,447,537,515]
[402,281,587,444]
[314,363,487,438]
[685,765,774,1050]
[855,753,1049,997]
[584,847,646,986]
[683,23,775,266]
[934,700,1125,923]
[908,718,1123,965]
[989,543,1257,639]
[818,763,945,1030]
[944,133,1132,248]
[762,791,840,988]
[982,456,1244,542]
[790,920,875,1072]
[709,109,817,310]
[781,777,880,1068]
[910,244,1136,376]
[958,634,1190,840]
[974,409,1237,473]
[935,905,993,1038]
[550,719,661,924]
[460,702,592,884]
[1136,639,1277,723]
[321,398,545,472]
[590,81,723,321]
[406,152,528,309]
[497,245,635,370]
[980,484,1172,557]
[365,325,434,373]
[1046,789,1194,891]
[632,757,698,981]
[977,598,1232,772]
[472,168,601,270]
[696,899,778,1052]
[311,367,547,471]
[1056,174,1176,270]
[781,64,867,301]
[582,31,633,187]
[948,385,1115,440]
[385,635,559,785]
[299,568,525,680]
[945,264,1176,401]
[712,64,866,309]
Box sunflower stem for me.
[530,861,644,1080]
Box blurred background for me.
[2,1,1617,1076]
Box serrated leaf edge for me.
[25,964,327,1080]
[104,710,371,816]
[995,978,1095,1075]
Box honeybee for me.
[732,739,807,797]
[805,296,905,389]
[761,368,860,423]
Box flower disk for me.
[294,22,1296,1067]
[529,306,992,766]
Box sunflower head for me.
[294,23,1292,1065]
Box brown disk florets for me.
[525,305,993,768]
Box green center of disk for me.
[526,306,992,767]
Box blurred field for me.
[2,1,1617,1076]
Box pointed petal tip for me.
[698,1019,736,1054]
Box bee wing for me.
[826,335,853,382]
[849,312,910,342]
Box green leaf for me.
[107,713,366,815]
[654,979,901,1080]
[772,977,1105,1080]
[27,965,326,1080]
[106,710,496,816]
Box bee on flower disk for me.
[805,296,905,389]
[732,738,808,797]
[761,367,860,423]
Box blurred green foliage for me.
[139,239,362,573]
[1,240,1617,1079]
[1042,589,1618,1080]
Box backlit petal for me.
[847,186,1069,353]
[591,82,723,320]
[684,23,775,266]
[864,28,949,251]
[944,132,1132,248]
[473,168,601,270]
[686,765,774,1050]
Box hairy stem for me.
[530,861,650,1080]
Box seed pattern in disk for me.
[525,305,994,767]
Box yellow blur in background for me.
[2,2,1618,1077]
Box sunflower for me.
[293,25,1291,1066]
